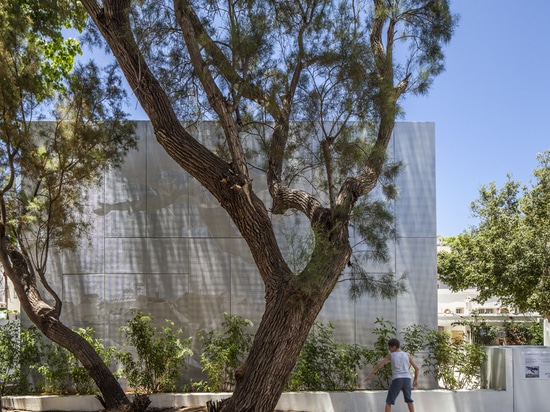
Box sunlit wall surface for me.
[44,121,436,378]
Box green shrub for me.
[364,318,397,389]
[401,323,432,356]
[0,322,43,395]
[195,313,253,392]
[287,322,370,391]
[471,320,499,346]
[117,311,192,393]
[527,320,544,346]
[452,317,499,346]
[422,330,487,390]
[502,319,543,345]
[37,327,118,395]
[366,319,487,390]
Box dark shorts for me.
[386,378,413,405]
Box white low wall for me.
[1,390,512,412]
[281,390,511,412]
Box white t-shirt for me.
[390,351,412,380]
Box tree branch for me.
[80,0,231,191]
[174,0,249,180]
[336,0,411,213]
[81,0,294,289]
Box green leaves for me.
[422,331,487,390]
[287,322,370,391]
[0,323,118,396]
[0,0,137,279]
[39,36,82,93]
[0,322,43,395]
[366,319,487,390]
[118,311,193,393]
[0,0,86,101]
[438,150,550,316]
[196,313,254,392]
[38,327,119,395]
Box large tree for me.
[0,0,142,410]
[81,1,457,410]
[438,150,550,319]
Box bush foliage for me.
[193,312,254,392]
[0,322,43,395]
[1,313,542,395]
[117,310,192,393]
[38,327,118,395]
[287,322,370,391]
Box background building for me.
[436,238,544,345]
[26,121,436,380]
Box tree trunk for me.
[0,243,142,412]
[79,4,354,411]
[39,319,136,411]
[224,292,325,411]
[216,225,353,412]
[211,206,352,411]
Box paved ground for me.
[1,407,299,412]
[0,408,205,412]
[1,406,206,412]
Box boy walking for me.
[363,338,420,412]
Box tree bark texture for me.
[225,287,336,411]
[0,241,143,412]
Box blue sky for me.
[118,1,550,237]
[402,0,550,236]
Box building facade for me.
[30,121,436,379]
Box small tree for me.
[0,322,43,395]
[423,331,487,390]
[287,322,369,391]
[197,313,254,392]
[0,0,140,408]
[438,150,550,320]
[118,311,192,393]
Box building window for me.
[455,307,464,314]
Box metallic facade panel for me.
[394,122,436,238]
[37,121,436,378]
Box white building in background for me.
[20,121,437,383]
[436,237,543,344]
[437,287,541,344]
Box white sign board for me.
[522,350,550,379]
